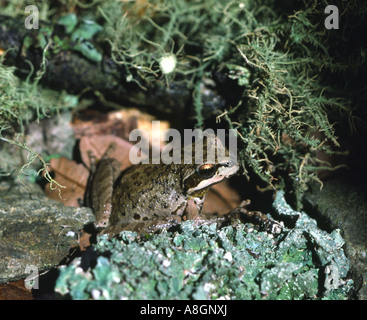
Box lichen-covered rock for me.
[0,181,94,283]
[55,191,352,300]
[304,178,367,299]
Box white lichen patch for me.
[159,54,177,74]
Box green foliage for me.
[231,0,364,208]
[55,191,352,300]
[97,0,265,86]
[56,13,103,62]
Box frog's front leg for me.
[183,194,209,221]
[221,200,283,234]
[89,158,121,228]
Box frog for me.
[86,135,239,234]
[86,135,282,236]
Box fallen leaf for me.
[44,157,89,207]
[72,109,138,141]
[0,279,33,300]
[79,134,135,171]
[72,109,170,145]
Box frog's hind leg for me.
[90,158,121,228]
[102,215,183,237]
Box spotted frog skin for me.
[87,139,239,234]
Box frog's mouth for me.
[186,174,226,195]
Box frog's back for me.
[110,163,187,225]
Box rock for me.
[0,181,94,284]
[304,177,367,299]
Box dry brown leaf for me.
[72,110,137,141]
[44,157,89,207]
[79,134,135,171]
[72,109,170,144]
[0,279,33,300]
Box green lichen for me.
[0,56,77,130]
[55,191,352,300]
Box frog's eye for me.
[197,164,217,179]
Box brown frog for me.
[86,136,239,234]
